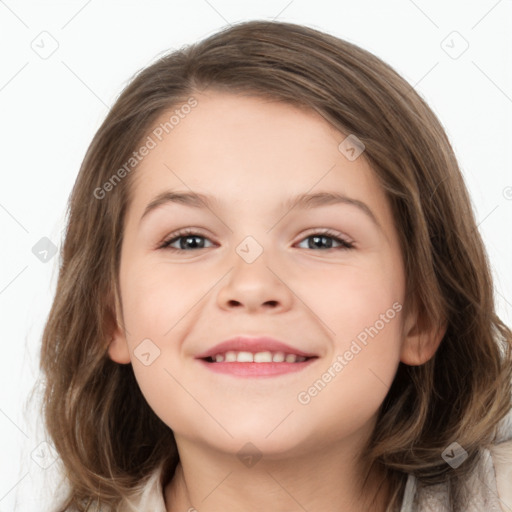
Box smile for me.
[198,352,318,377]
[195,336,319,377]
[204,351,309,363]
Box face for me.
[109,90,421,458]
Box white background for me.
[0,1,511,510]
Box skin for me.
[108,90,443,512]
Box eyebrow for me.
[139,190,382,230]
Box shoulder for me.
[403,411,512,512]
[119,463,168,512]
[491,408,512,511]
[490,439,512,512]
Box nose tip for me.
[216,255,292,314]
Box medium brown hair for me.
[38,20,512,511]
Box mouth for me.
[202,350,313,363]
[195,336,319,377]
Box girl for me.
[39,20,512,511]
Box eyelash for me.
[158,228,354,252]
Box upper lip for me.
[195,336,318,359]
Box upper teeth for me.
[210,351,307,363]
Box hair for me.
[38,19,512,511]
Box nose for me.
[216,248,293,313]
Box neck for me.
[164,436,392,512]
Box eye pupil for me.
[310,235,334,249]
[181,235,204,249]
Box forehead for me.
[125,90,393,232]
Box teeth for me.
[254,351,272,362]
[209,350,308,363]
[273,352,285,362]
[225,351,237,362]
[237,351,254,362]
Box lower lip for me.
[197,358,317,377]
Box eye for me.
[295,229,354,251]
[159,228,354,252]
[159,228,215,251]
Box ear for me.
[105,288,131,365]
[400,299,446,366]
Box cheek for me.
[292,261,404,419]
[295,302,403,439]
[120,262,210,338]
[297,257,404,340]
[118,265,219,432]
